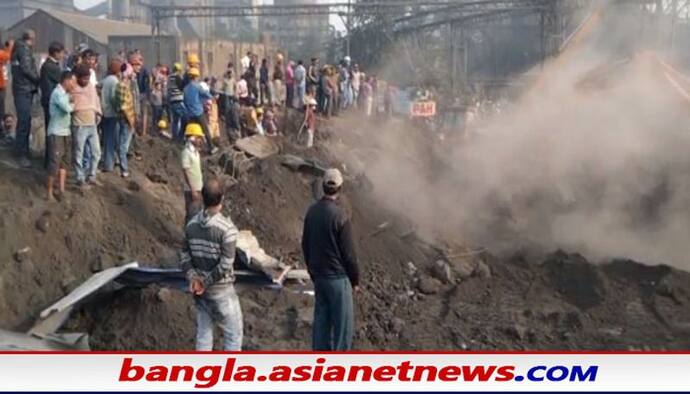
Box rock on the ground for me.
[656,276,674,297]
[60,274,77,293]
[405,261,418,277]
[417,276,442,295]
[35,214,50,233]
[473,259,492,279]
[13,247,30,263]
[156,288,173,303]
[432,260,454,284]
[449,257,475,279]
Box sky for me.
[74,0,98,9]
[73,0,345,30]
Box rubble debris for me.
[156,288,173,303]
[368,222,390,237]
[280,154,327,176]
[544,251,608,310]
[450,257,475,279]
[13,247,30,263]
[417,276,442,295]
[127,180,141,192]
[0,328,89,351]
[146,172,168,184]
[405,261,418,277]
[40,263,139,319]
[219,150,255,178]
[473,260,492,279]
[234,135,280,159]
[431,260,454,284]
[656,276,674,298]
[35,212,51,233]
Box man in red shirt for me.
[0,38,14,139]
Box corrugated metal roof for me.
[45,9,154,44]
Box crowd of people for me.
[0,29,362,352]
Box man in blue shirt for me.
[46,71,75,201]
[183,67,216,154]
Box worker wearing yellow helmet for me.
[168,62,187,141]
[182,53,201,88]
[157,119,168,130]
[187,53,200,68]
[182,65,217,154]
[181,122,205,224]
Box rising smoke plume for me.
[332,4,690,268]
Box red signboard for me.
[411,100,436,117]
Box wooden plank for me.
[234,135,279,159]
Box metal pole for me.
[450,22,457,94]
[670,0,678,49]
[540,9,545,68]
[346,0,352,57]
[156,17,161,65]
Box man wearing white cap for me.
[301,168,360,351]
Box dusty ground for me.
[1,109,690,351]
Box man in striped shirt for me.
[180,178,243,351]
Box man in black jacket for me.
[302,168,360,351]
[11,29,39,167]
[40,41,65,169]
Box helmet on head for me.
[185,123,204,138]
[276,53,284,62]
[255,107,264,115]
[188,67,200,78]
[157,119,168,130]
[173,62,183,72]
[187,53,200,65]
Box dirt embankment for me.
[1,111,690,350]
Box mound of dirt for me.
[2,111,690,351]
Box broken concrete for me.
[235,135,280,159]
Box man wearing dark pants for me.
[40,41,65,169]
[11,30,40,168]
[302,168,360,351]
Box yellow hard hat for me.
[185,123,204,138]
[188,67,200,78]
[255,107,264,115]
[173,62,182,72]
[157,119,168,130]
[187,53,200,65]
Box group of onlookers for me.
[0,30,362,353]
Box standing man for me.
[351,64,361,109]
[11,29,40,167]
[221,69,240,141]
[285,61,294,109]
[259,58,270,106]
[307,57,319,92]
[100,59,122,173]
[183,67,215,154]
[0,38,14,140]
[181,122,204,225]
[115,63,137,178]
[180,178,243,351]
[294,60,306,109]
[301,168,360,351]
[40,41,65,169]
[241,51,251,74]
[272,54,284,107]
[45,71,75,201]
[167,62,186,142]
[70,64,102,189]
